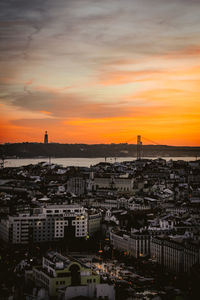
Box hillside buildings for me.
[0,158,200,299]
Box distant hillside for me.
[0,143,200,158]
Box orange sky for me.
[1,0,200,146]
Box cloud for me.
[165,46,200,59]
[11,118,61,128]
[4,88,135,119]
[1,0,200,65]
[1,0,200,145]
[0,1,48,59]
[98,69,166,86]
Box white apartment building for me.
[0,213,47,244]
[44,205,87,239]
[110,230,150,258]
[0,205,88,244]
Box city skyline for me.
[1,0,200,146]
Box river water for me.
[4,157,198,168]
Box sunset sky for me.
[0,0,200,145]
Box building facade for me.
[33,252,100,297]
[92,177,134,192]
[88,211,102,236]
[151,236,200,273]
[0,205,88,244]
[110,230,150,258]
[62,283,115,300]
[67,177,86,196]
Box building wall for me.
[0,218,9,242]
[0,205,88,244]
[88,213,101,236]
[129,234,150,258]
[64,284,115,300]
[93,177,133,192]
[67,177,86,196]
[128,203,151,211]
[110,231,150,258]
[33,254,100,297]
[183,245,200,273]
[96,283,115,300]
[151,237,200,273]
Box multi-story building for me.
[183,242,200,273]
[0,212,47,244]
[110,230,150,258]
[159,216,175,230]
[151,236,200,273]
[62,283,115,300]
[92,177,134,192]
[67,177,86,196]
[45,205,88,239]
[0,205,88,244]
[110,231,128,253]
[87,210,101,236]
[33,252,100,298]
[129,231,151,258]
[128,203,151,211]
